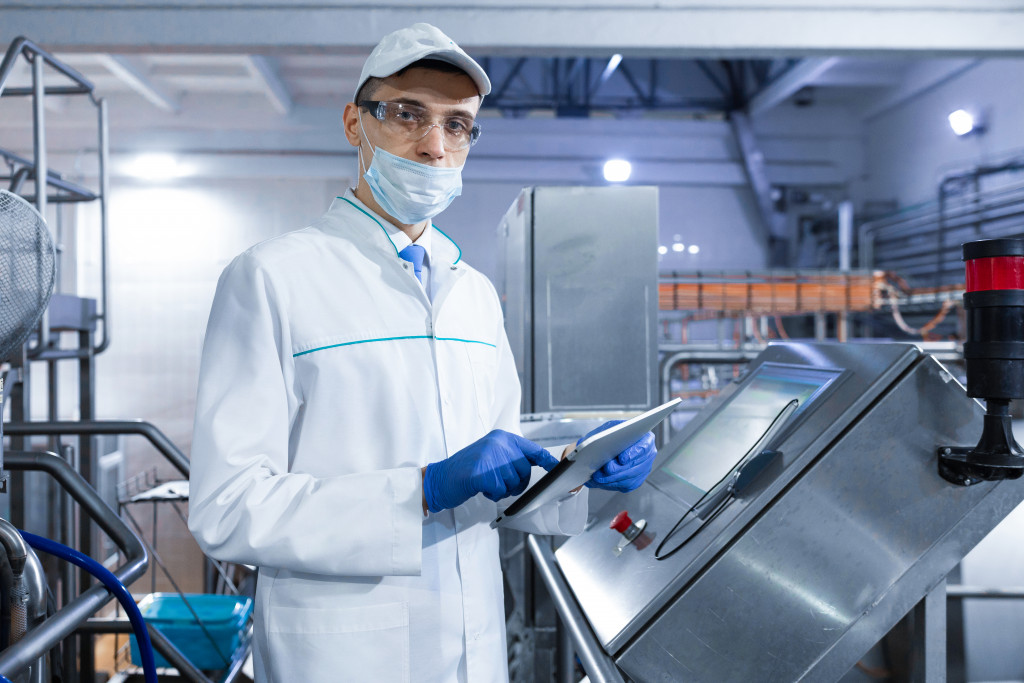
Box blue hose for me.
[16,530,158,683]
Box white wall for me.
[858,59,1024,208]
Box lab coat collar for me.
[330,190,462,268]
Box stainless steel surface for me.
[0,451,148,678]
[0,516,29,573]
[21,545,47,683]
[499,186,658,413]
[838,200,853,272]
[657,341,965,442]
[533,186,657,411]
[609,349,1011,682]
[30,55,50,356]
[916,580,947,683]
[94,98,110,354]
[527,535,626,683]
[0,38,97,99]
[497,189,532,413]
[559,342,920,652]
[31,55,46,221]
[947,585,1024,599]
[557,621,574,683]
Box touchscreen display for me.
[660,364,840,500]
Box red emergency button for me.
[609,510,648,554]
[610,511,633,533]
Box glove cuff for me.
[422,462,446,514]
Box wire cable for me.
[655,399,796,561]
[17,530,158,683]
[653,471,732,561]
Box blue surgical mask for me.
[358,113,463,224]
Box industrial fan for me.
[0,189,55,363]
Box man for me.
[188,23,657,682]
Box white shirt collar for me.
[343,188,432,263]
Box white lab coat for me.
[188,191,588,683]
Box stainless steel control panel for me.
[554,342,1008,682]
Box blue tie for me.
[399,244,426,283]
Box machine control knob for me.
[610,511,633,533]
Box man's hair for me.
[355,59,479,104]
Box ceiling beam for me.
[246,55,292,116]
[95,54,181,113]
[746,57,840,115]
[5,4,1024,56]
[861,59,981,121]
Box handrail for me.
[0,37,96,102]
[2,420,190,477]
[526,535,626,683]
[658,345,763,442]
[0,451,148,677]
[0,149,99,202]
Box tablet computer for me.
[492,397,682,527]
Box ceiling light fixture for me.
[603,159,631,183]
[123,153,192,181]
[948,109,985,137]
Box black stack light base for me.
[938,238,1024,486]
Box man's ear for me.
[342,102,362,147]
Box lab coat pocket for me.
[465,344,498,427]
[266,601,410,683]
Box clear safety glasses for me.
[358,100,482,151]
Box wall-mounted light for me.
[688,244,700,255]
[603,159,631,182]
[948,108,985,137]
[657,245,668,256]
[123,153,193,181]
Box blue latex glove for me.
[579,420,657,493]
[423,430,560,513]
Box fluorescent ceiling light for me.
[124,153,192,180]
[603,159,631,182]
[948,109,975,136]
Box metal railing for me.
[859,169,1024,288]
[2,420,190,477]
[0,451,147,678]
[527,535,626,683]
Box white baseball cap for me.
[354,23,492,101]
